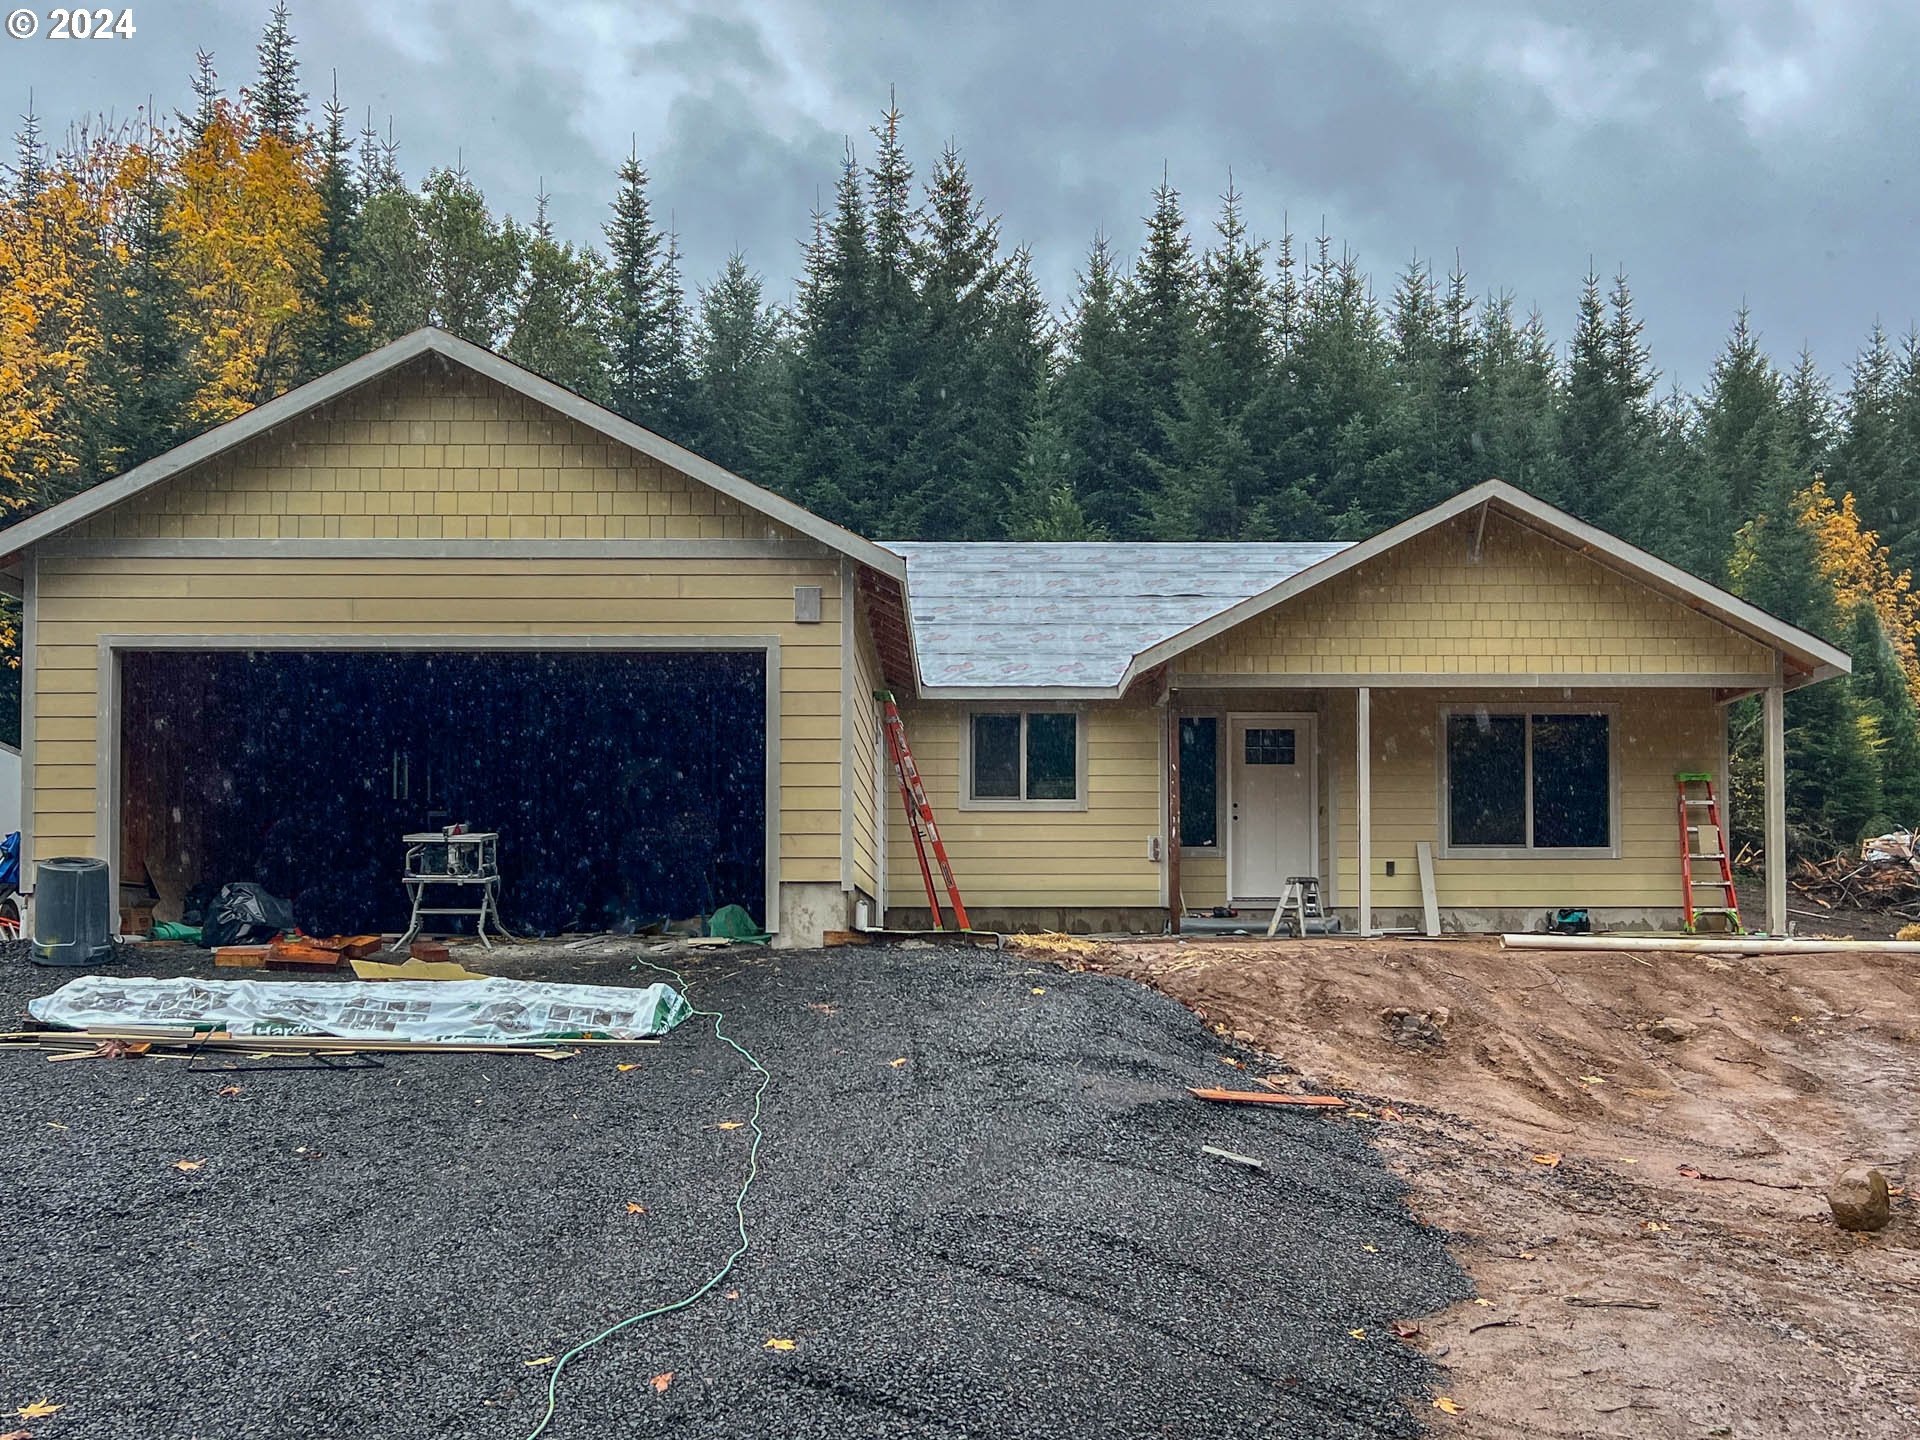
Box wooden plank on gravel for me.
[1188,1088,1347,1107]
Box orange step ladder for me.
[877,691,971,931]
[1676,772,1742,933]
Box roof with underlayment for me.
[880,542,1352,690]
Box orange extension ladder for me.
[877,691,971,931]
[1676,772,1742,933]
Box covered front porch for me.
[1164,678,1792,937]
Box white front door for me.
[1227,714,1317,903]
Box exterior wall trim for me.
[34,538,838,562]
[1173,671,1780,690]
[89,631,784,932]
[839,558,856,894]
[18,555,35,895]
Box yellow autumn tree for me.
[1798,480,1920,707]
[0,147,111,513]
[166,100,322,423]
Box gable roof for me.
[886,541,1349,696]
[1118,479,1850,694]
[0,327,907,581]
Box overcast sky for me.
[12,0,1919,388]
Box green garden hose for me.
[523,959,770,1440]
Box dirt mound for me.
[1100,937,1920,1437]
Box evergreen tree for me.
[1119,173,1198,523]
[1848,602,1920,822]
[1472,295,1562,502]
[1053,234,1145,536]
[81,133,197,483]
[889,142,1008,539]
[785,151,875,528]
[689,252,784,479]
[1780,345,1835,480]
[1151,179,1273,539]
[651,226,696,439]
[601,149,680,430]
[1827,324,1901,554]
[863,97,919,478]
[184,51,221,139]
[294,78,367,379]
[251,1,307,144]
[1695,308,1781,580]
[11,98,45,203]
[507,188,610,401]
[1008,401,1098,540]
[1733,446,1882,849]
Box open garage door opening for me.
[116,649,768,938]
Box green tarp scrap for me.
[149,922,203,944]
[707,904,770,945]
[28,974,692,1043]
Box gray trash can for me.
[31,856,114,966]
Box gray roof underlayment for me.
[881,541,1352,691]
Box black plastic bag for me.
[201,883,297,950]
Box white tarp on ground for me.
[27,974,692,1043]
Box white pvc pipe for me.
[1500,934,1920,954]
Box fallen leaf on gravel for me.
[523,1357,554,1368]
[1362,1244,1379,1253]
[173,1160,204,1172]
[15,1403,59,1421]
[1641,1221,1671,1233]
[888,1058,908,1068]
[1472,1298,1493,1307]
[764,1338,796,1351]
[218,1086,243,1097]
[1348,1328,1366,1339]
[1378,1106,1402,1121]
[1618,1157,1638,1164]
[1,1426,33,1439]
[1531,1153,1562,1167]
[616,1063,641,1072]
[650,1372,673,1393]
[716,1121,744,1131]
[1678,1165,1702,1179]
[1433,1396,1462,1414]
[625,1203,646,1215]
[1392,1321,1422,1339]
[1578,1075,1606,1085]
[1030,987,1047,995]
[44,1122,67,1131]
[724,1290,740,1300]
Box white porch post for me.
[1356,686,1372,937]
[1764,675,1787,936]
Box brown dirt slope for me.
[1096,936,1920,1438]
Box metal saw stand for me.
[397,831,513,951]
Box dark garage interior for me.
[117,649,767,937]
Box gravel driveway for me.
[1,942,1468,1439]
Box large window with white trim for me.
[963,709,1085,809]
[1442,708,1613,854]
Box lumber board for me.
[1188,1088,1348,1107]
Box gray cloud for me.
[8,0,1917,385]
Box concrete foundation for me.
[883,906,1170,936]
[777,881,852,948]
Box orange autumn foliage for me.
[1799,480,1920,708]
[166,100,322,423]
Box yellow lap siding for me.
[66,360,796,545]
[1181,510,1776,680]
[28,556,847,893]
[885,701,1163,910]
[1333,688,1721,912]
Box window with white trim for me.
[1443,709,1612,853]
[965,710,1083,807]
